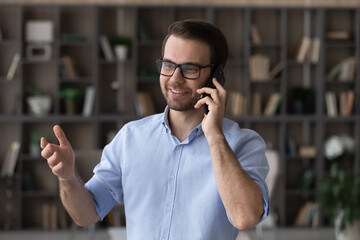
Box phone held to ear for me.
[200,64,226,114]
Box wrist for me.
[205,131,226,146]
[58,174,78,186]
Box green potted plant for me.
[319,164,360,240]
[60,87,84,115]
[112,35,131,62]
[29,132,42,157]
[26,86,52,116]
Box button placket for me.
[159,144,183,240]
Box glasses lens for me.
[181,64,200,79]
[158,61,175,76]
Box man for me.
[41,19,269,240]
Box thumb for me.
[53,125,70,147]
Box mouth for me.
[170,89,187,94]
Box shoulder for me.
[125,113,163,130]
[222,118,266,146]
[113,113,164,141]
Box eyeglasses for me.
[156,60,214,80]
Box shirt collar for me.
[161,106,204,142]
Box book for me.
[6,53,21,81]
[327,62,342,81]
[42,203,50,230]
[294,202,319,227]
[99,34,114,62]
[263,93,281,116]
[295,37,311,63]
[82,86,96,117]
[326,30,350,40]
[339,90,355,116]
[299,145,316,158]
[339,57,355,81]
[310,37,321,63]
[58,204,69,229]
[285,135,296,156]
[250,24,262,44]
[325,91,338,117]
[268,62,283,80]
[250,54,270,81]
[135,92,156,116]
[62,55,78,79]
[345,90,355,116]
[339,91,348,116]
[226,91,247,116]
[1,141,21,177]
[251,92,262,116]
[42,203,58,230]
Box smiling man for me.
[41,19,269,240]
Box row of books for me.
[294,37,321,63]
[294,201,319,228]
[226,91,281,116]
[42,203,69,230]
[249,54,283,81]
[325,90,354,117]
[327,57,356,81]
[285,135,317,158]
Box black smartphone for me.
[200,64,226,114]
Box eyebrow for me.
[162,58,202,66]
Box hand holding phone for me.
[200,64,226,114]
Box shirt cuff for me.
[85,177,117,221]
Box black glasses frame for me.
[156,59,214,80]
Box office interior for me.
[0,0,359,239]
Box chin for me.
[167,100,199,112]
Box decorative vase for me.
[27,95,52,116]
[114,45,128,62]
[335,211,360,240]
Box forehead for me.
[163,35,211,64]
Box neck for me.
[168,107,204,142]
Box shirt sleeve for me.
[84,129,125,221]
[227,127,270,224]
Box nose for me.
[169,67,185,83]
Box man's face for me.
[160,35,212,112]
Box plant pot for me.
[65,101,77,115]
[29,144,41,157]
[335,211,360,240]
[114,45,128,62]
[27,95,52,116]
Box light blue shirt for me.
[85,107,269,240]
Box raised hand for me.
[195,78,227,136]
[41,125,75,181]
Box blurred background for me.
[0,0,359,239]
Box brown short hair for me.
[161,19,228,67]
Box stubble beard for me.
[162,85,200,112]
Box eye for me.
[182,64,199,73]
[163,62,174,70]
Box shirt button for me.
[170,175,175,179]
[176,145,181,149]
[166,206,171,211]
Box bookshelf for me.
[0,4,359,230]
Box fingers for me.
[53,125,70,147]
[47,151,60,168]
[40,137,48,149]
[41,142,59,159]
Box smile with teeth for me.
[171,89,187,94]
